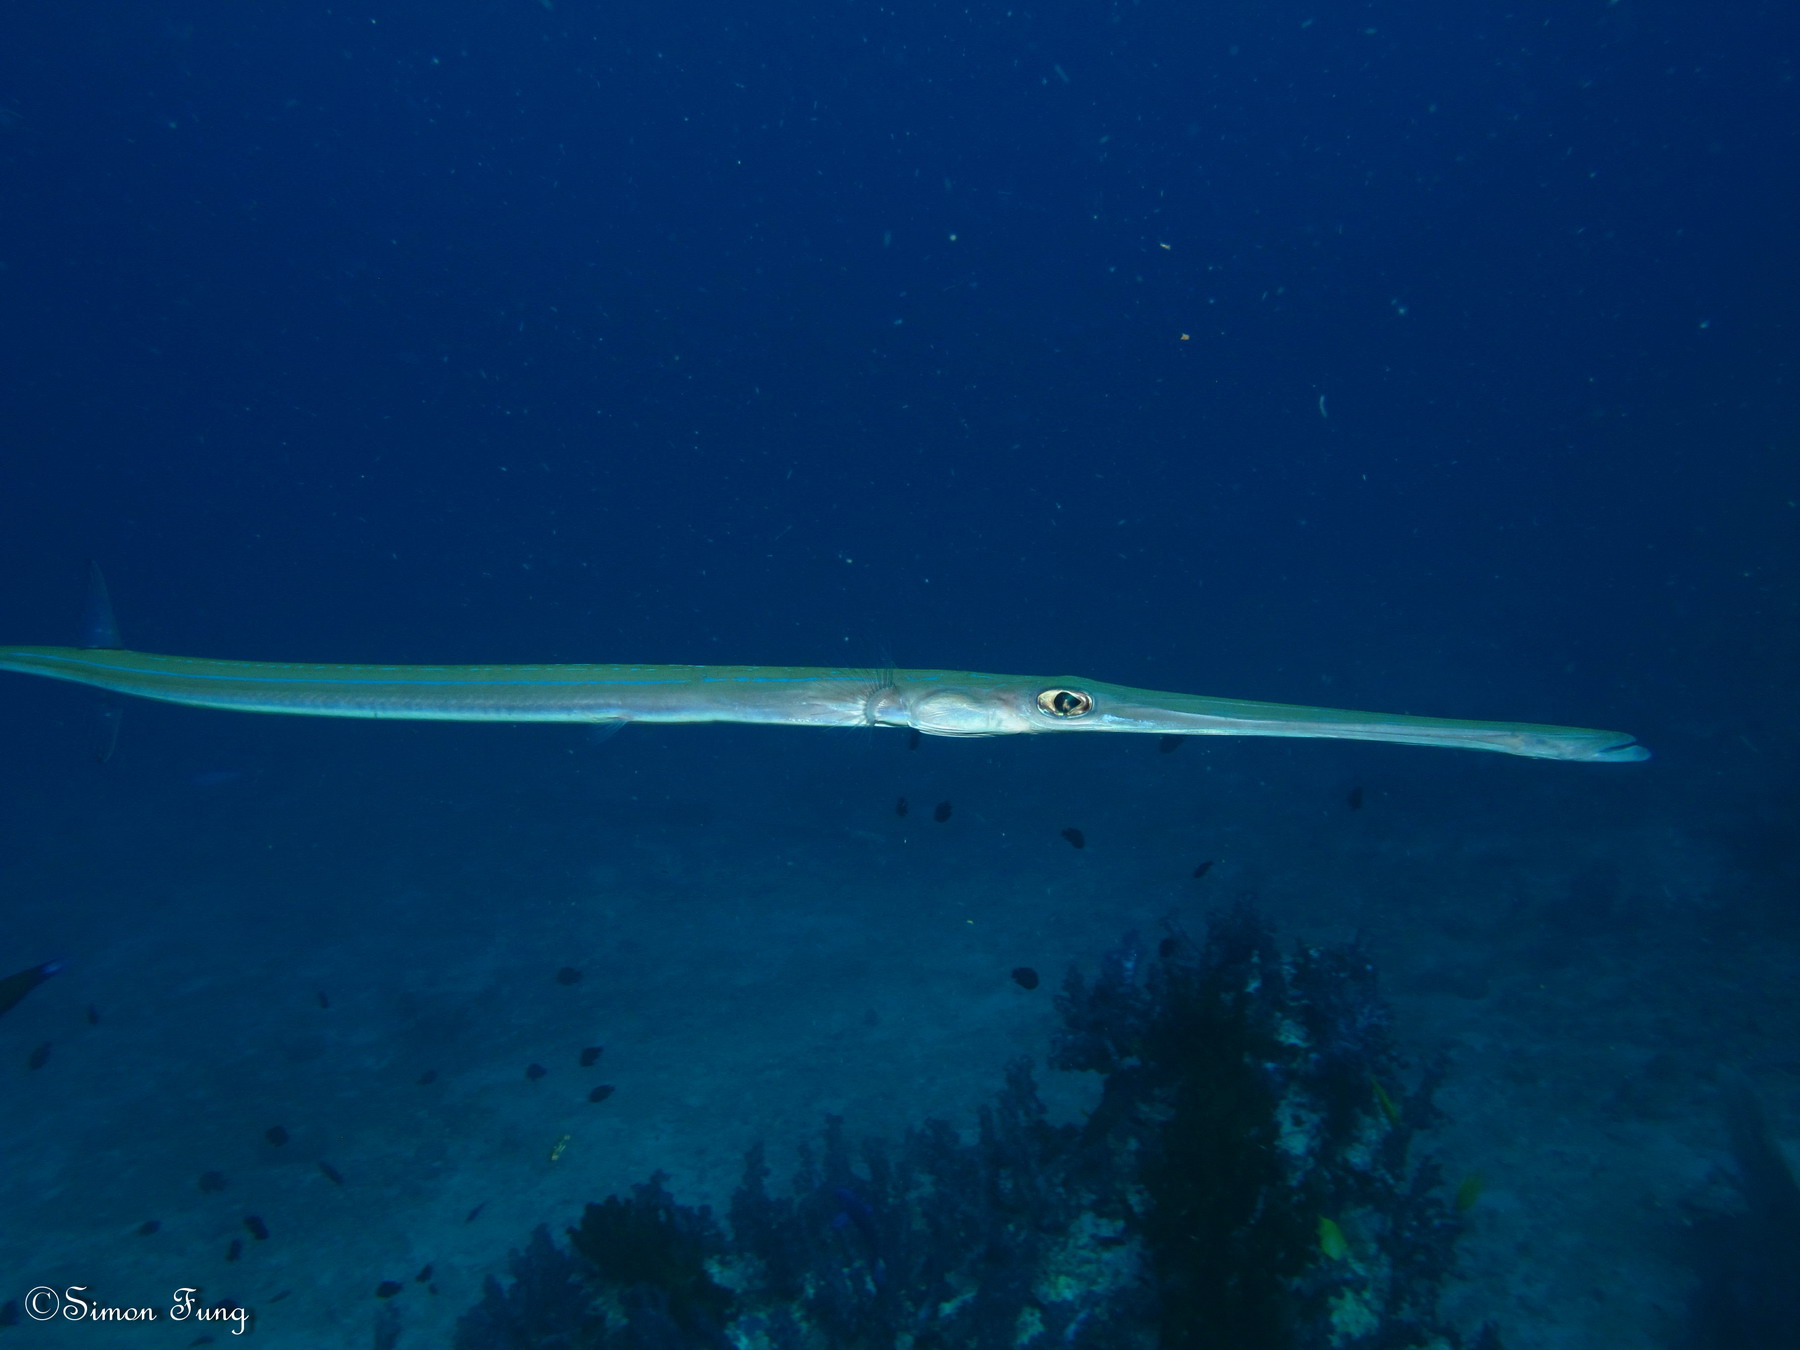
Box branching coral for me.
[455,909,1488,1350]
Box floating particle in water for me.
[318,1161,345,1186]
[579,1046,603,1067]
[316,990,330,1009]
[265,1125,289,1147]
[374,1281,402,1300]
[1011,967,1040,991]
[588,1084,616,1104]
[1346,786,1364,811]
[86,1004,99,1026]
[417,1069,438,1086]
[26,1041,50,1070]
[933,800,952,823]
[555,966,583,986]
[1159,734,1183,753]
[138,1220,161,1236]
[244,1215,269,1241]
[226,1238,243,1263]
[1061,827,1086,849]
[895,796,909,817]
[1192,860,1214,880]
[465,1202,486,1223]
[198,1171,228,1194]
[525,1063,547,1081]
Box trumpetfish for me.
[0,574,1647,763]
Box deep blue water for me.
[1,2,1795,1347]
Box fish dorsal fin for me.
[79,561,121,649]
[77,562,126,761]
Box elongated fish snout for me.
[1531,730,1651,763]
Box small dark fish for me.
[226,1238,243,1263]
[1061,827,1086,849]
[933,800,952,823]
[26,1041,50,1070]
[265,1125,289,1147]
[894,796,909,818]
[579,1046,603,1067]
[1346,786,1364,811]
[1192,860,1214,880]
[1158,734,1183,753]
[316,990,330,1009]
[588,1084,616,1104]
[268,1291,290,1303]
[374,1281,402,1300]
[525,1063,547,1081]
[0,960,64,1020]
[465,1202,486,1223]
[244,1215,269,1241]
[415,1264,433,1283]
[198,1170,229,1193]
[862,1008,879,1027]
[0,1301,17,1327]
[318,1161,345,1186]
[417,1069,438,1086]
[907,729,922,751]
[86,1004,99,1026]
[1011,967,1040,991]
[138,1220,161,1236]
[555,966,583,986]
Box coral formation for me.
[1682,1072,1800,1350]
[456,908,1487,1349]
[453,1224,608,1350]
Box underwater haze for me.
[0,2,1795,1347]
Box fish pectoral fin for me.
[584,718,628,745]
[92,696,124,764]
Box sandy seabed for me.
[1,708,1788,1349]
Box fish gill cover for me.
[453,908,1492,1350]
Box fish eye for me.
[1036,687,1094,718]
